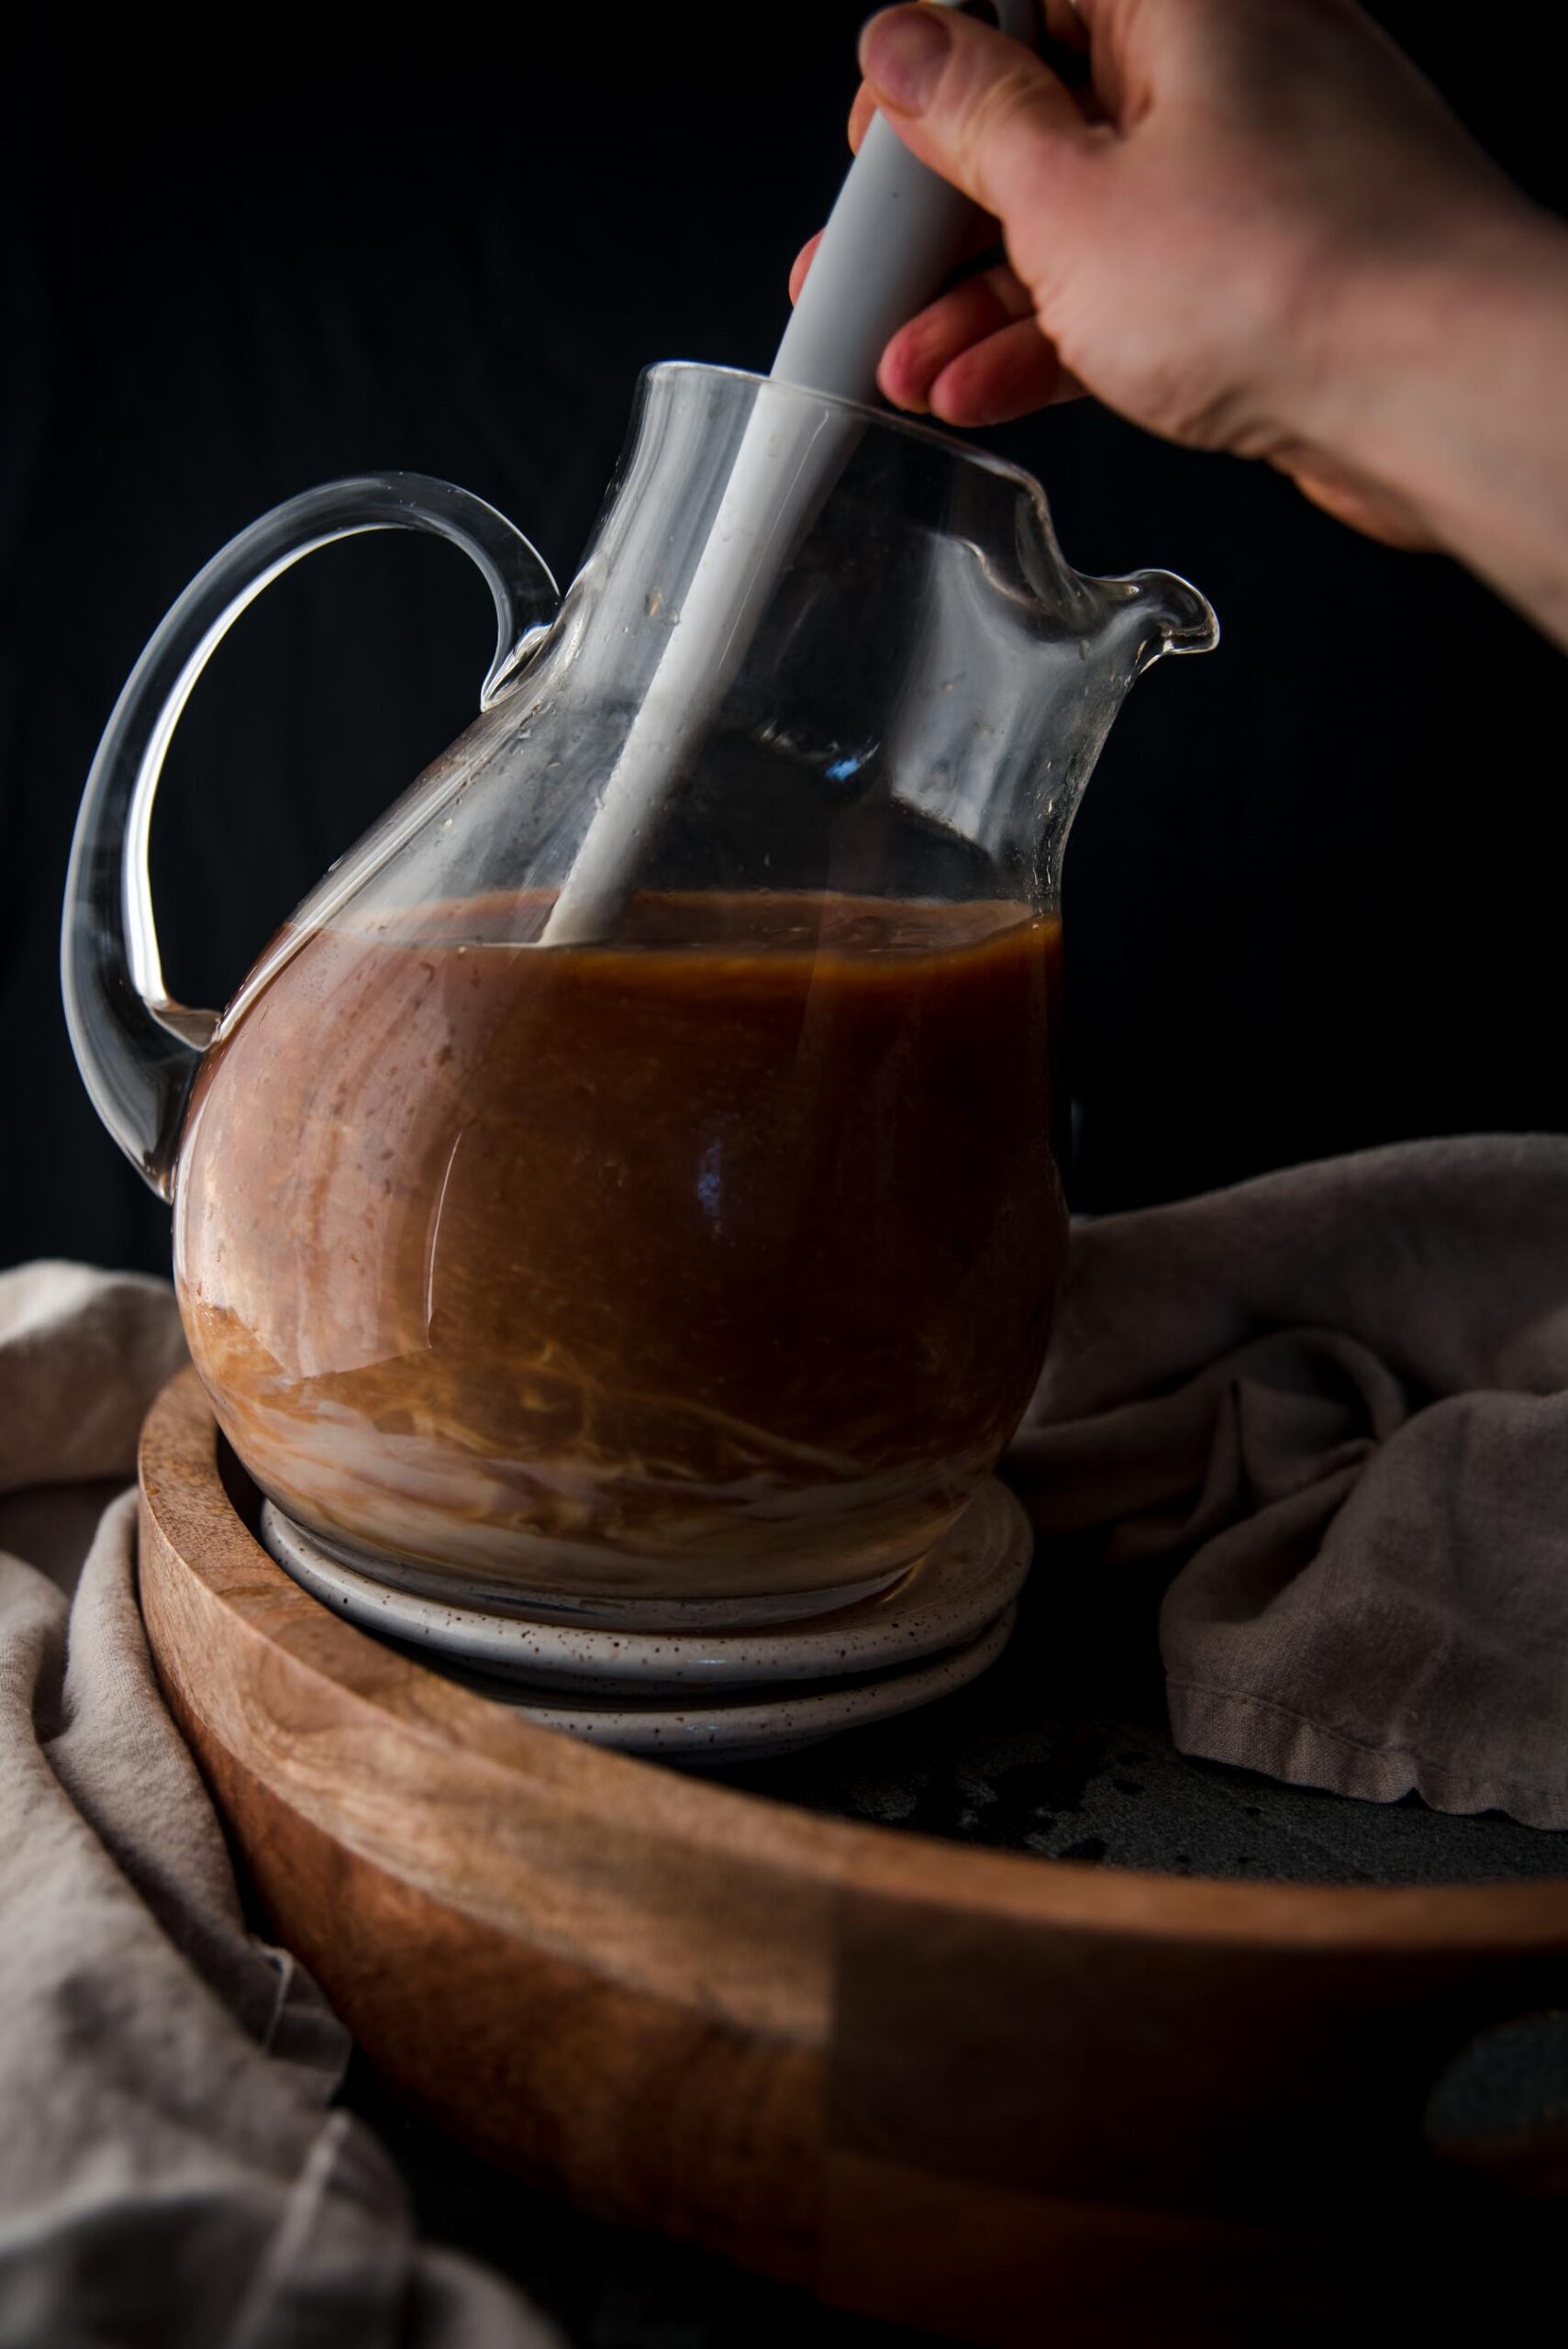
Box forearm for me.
[1302,206,1568,649]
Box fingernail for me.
[860,6,952,114]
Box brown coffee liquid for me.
[174,892,1066,1602]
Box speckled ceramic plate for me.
[259,1477,1031,1696]
[426,1603,1020,1763]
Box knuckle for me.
[962,62,1042,145]
[958,63,1070,215]
[963,60,1047,150]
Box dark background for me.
[5,6,1565,1275]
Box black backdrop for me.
[6,6,1566,1276]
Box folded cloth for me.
[1009,1134,1568,1830]
[0,1263,555,2349]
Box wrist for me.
[1278,201,1568,619]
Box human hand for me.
[791,0,1540,549]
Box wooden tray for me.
[138,1368,1568,2345]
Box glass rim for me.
[641,360,1049,503]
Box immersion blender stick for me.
[542,0,1033,946]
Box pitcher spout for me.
[1122,567,1221,669]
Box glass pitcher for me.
[64,362,1216,1625]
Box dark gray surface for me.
[717,1541,1568,1885]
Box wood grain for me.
[139,1368,1568,2343]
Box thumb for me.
[858,5,1096,229]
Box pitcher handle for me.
[61,473,560,1199]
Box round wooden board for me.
[139,1368,1568,2345]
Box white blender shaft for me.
[773,0,1037,404]
[543,1,1040,945]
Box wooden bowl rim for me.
[139,1366,1568,1954]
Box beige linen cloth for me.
[1013,1133,1568,1829]
[3,1135,1567,2339]
[0,1262,556,2349]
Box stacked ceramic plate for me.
[261,1479,1031,1763]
